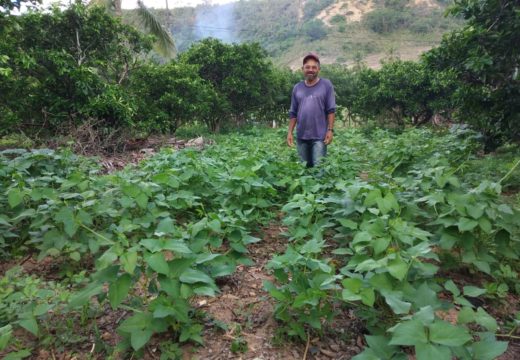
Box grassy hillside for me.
[123,0,464,68]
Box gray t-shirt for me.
[289,78,336,140]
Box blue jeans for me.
[297,139,327,168]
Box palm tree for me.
[90,0,176,58]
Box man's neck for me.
[305,77,320,86]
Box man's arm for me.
[324,112,335,145]
[288,85,298,147]
[287,118,297,147]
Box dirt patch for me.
[348,45,433,69]
[98,135,212,173]
[181,223,366,359]
[411,0,440,8]
[317,0,375,25]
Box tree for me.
[127,62,222,133]
[302,20,327,41]
[0,4,152,136]
[424,0,520,149]
[344,60,456,127]
[180,38,277,132]
[90,0,175,58]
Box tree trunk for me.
[114,0,122,17]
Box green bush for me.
[0,4,151,137]
[302,19,328,41]
[364,8,413,33]
[127,62,220,134]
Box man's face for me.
[303,59,320,82]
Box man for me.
[287,52,336,168]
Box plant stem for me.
[496,333,520,339]
[79,223,113,244]
[499,158,520,184]
[302,332,310,360]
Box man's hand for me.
[287,132,294,147]
[324,130,333,145]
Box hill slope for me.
[124,0,463,68]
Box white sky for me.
[122,0,238,9]
[36,0,238,10]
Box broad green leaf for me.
[179,268,215,285]
[158,276,180,297]
[497,204,513,215]
[415,343,452,360]
[193,286,216,296]
[300,238,325,254]
[474,307,498,332]
[122,184,141,197]
[466,205,484,219]
[264,281,288,301]
[351,348,380,360]
[369,273,393,291]
[7,188,23,208]
[360,288,375,307]
[69,251,80,261]
[412,283,441,309]
[210,263,236,277]
[414,306,435,325]
[365,335,398,359]
[342,289,362,302]
[230,241,248,253]
[444,280,460,297]
[33,303,52,317]
[353,231,372,244]
[382,291,411,314]
[377,192,399,214]
[135,193,148,209]
[69,283,103,308]
[457,218,478,232]
[121,251,138,274]
[109,274,132,309]
[0,325,13,350]
[207,219,222,233]
[162,239,192,254]
[428,320,472,346]
[332,247,353,255]
[92,265,119,282]
[153,304,176,318]
[364,189,382,206]
[372,236,391,255]
[130,329,153,350]
[463,286,486,297]
[3,349,32,360]
[18,317,38,336]
[387,256,408,281]
[168,258,196,277]
[389,319,428,346]
[55,207,77,237]
[0,215,11,227]
[118,312,151,333]
[342,278,363,293]
[339,218,357,230]
[457,307,476,324]
[147,252,169,275]
[472,339,508,360]
[194,253,220,264]
[478,217,492,233]
[242,234,261,244]
[156,217,175,234]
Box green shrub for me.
[363,8,413,33]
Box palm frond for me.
[88,0,115,15]
[137,0,176,58]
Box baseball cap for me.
[303,52,320,65]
